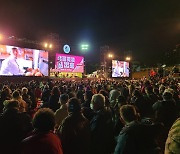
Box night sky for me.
[0,0,179,65]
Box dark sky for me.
[0,0,179,65]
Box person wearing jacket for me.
[58,97,91,154]
[21,108,63,154]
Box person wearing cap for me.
[0,48,25,75]
[58,97,91,154]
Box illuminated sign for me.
[63,44,70,54]
[55,53,84,73]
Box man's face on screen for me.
[12,49,18,58]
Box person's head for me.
[67,97,81,113]
[117,95,126,107]
[3,100,19,112]
[32,108,55,131]
[145,86,153,95]
[132,89,142,98]
[91,94,105,111]
[84,90,93,101]
[120,105,138,124]
[12,90,21,99]
[22,87,28,94]
[51,86,60,96]
[162,91,173,101]
[11,48,18,58]
[159,84,165,94]
[59,94,69,105]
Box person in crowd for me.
[22,87,32,110]
[152,91,178,128]
[144,86,159,106]
[114,95,127,137]
[10,90,27,112]
[0,100,32,154]
[131,89,152,118]
[82,90,93,108]
[114,105,161,154]
[152,91,179,152]
[81,90,95,121]
[21,108,63,154]
[109,85,120,108]
[55,94,69,129]
[0,86,12,112]
[90,94,115,154]
[165,118,180,154]
[48,86,60,112]
[58,97,90,154]
[41,84,51,104]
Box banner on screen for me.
[0,44,48,76]
[55,54,84,73]
[112,60,130,77]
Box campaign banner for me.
[55,53,84,73]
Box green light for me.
[81,44,89,50]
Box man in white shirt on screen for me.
[0,47,25,75]
[112,61,124,77]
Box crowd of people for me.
[0,76,179,154]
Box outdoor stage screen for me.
[112,60,130,77]
[55,53,84,73]
[0,44,48,76]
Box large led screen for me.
[0,44,48,76]
[55,53,84,73]
[112,60,130,77]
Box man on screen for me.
[112,61,124,77]
[0,47,25,75]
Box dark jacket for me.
[48,94,60,112]
[58,112,91,154]
[0,109,32,154]
[90,109,115,154]
[152,100,178,128]
[114,121,161,154]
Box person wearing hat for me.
[58,97,91,154]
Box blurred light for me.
[44,43,48,48]
[126,57,131,61]
[49,44,52,48]
[81,44,89,50]
[108,53,113,58]
[0,34,3,41]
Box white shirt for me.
[0,56,25,75]
[112,66,124,77]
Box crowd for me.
[0,76,179,154]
